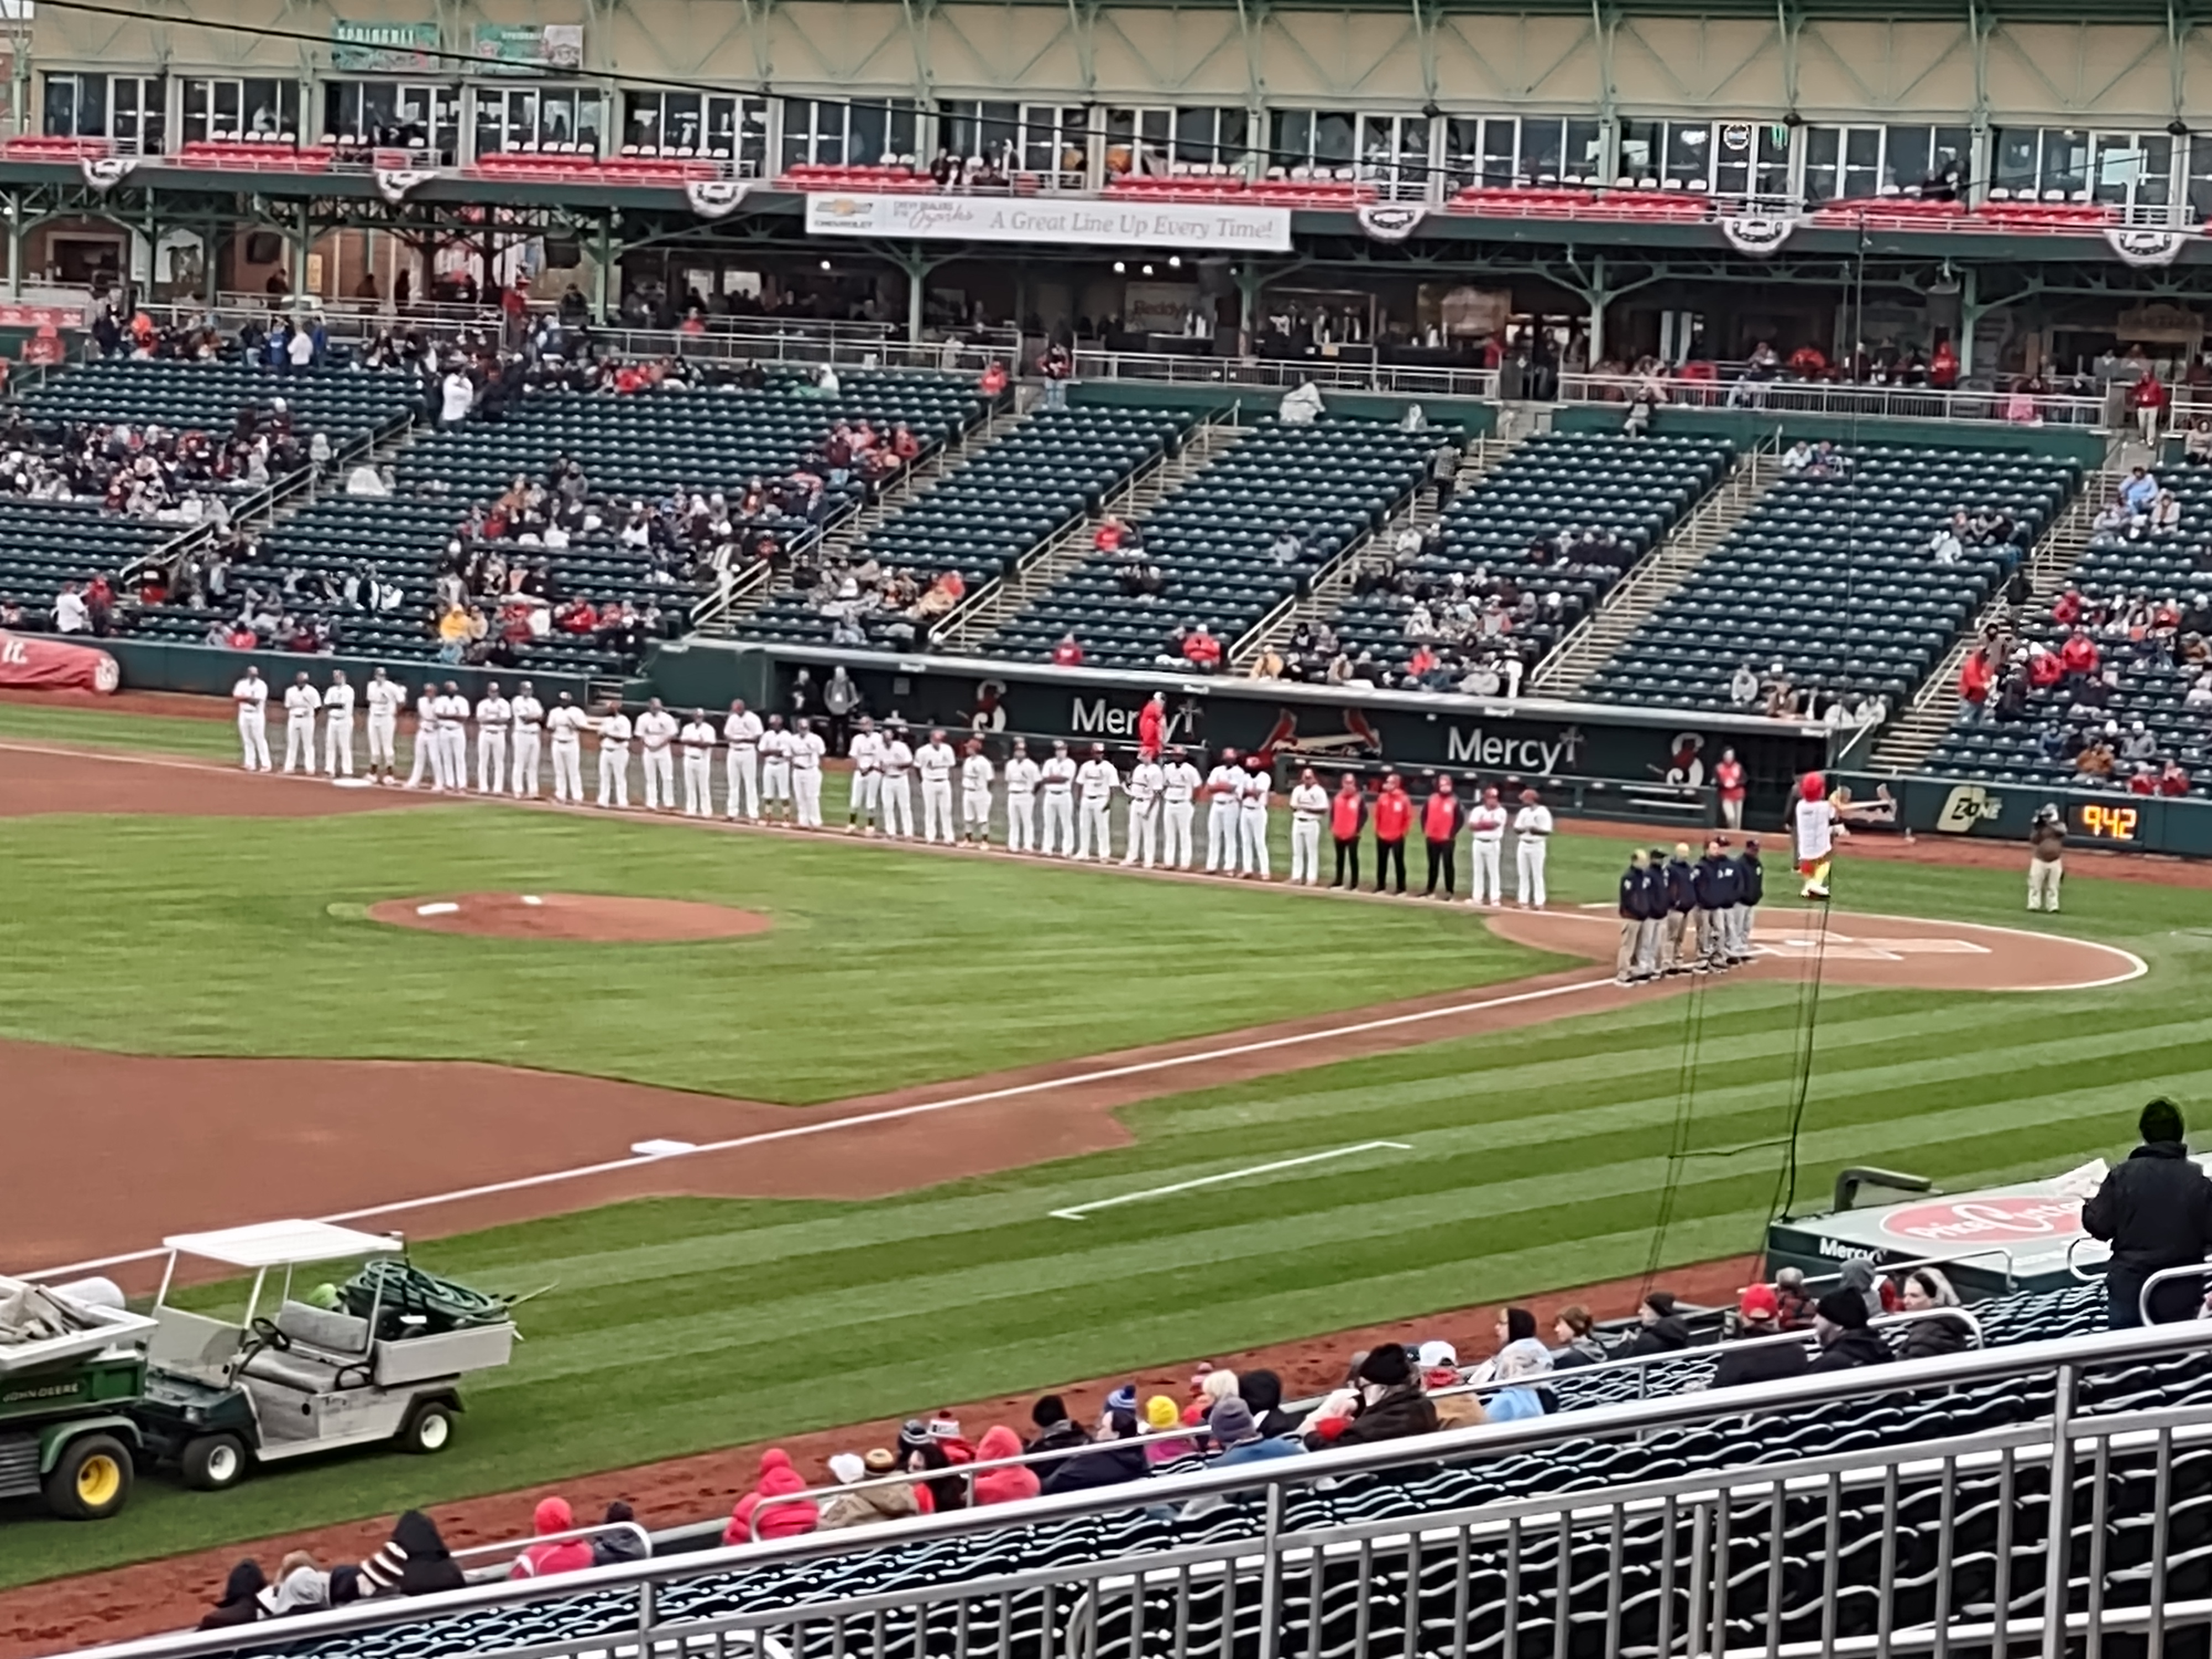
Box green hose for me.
[340,1259,512,1331]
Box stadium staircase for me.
[687,399,1027,639]
[1227,434,1520,672]
[1527,432,1783,698]
[932,406,1245,655]
[1866,468,2113,775]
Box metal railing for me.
[1559,372,2109,429]
[1073,348,1500,401]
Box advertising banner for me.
[805,192,1294,253]
[0,632,119,693]
[331,20,441,73]
[471,23,585,73]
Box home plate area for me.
[1491,907,2141,993]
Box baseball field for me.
[2,693,2206,1609]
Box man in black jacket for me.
[1024,1394,1090,1457]
[1809,1290,1894,1372]
[1662,844,1698,973]
[1713,1284,1811,1389]
[1729,838,1765,964]
[2084,1098,2212,1327]
[1624,1290,1692,1355]
[1617,848,1653,984]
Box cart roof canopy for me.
[163,1220,404,1268]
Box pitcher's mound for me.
[367,892,773,943]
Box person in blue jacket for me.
[1694,836,1743,970]
[1730,838,1765,962]
[1616,848,1652,984]
[1663,843,1699,973]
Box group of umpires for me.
[1615,837,1767,984]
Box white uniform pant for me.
[283,715,315,773]
[2028,857,2063,911]
[442,727,468,788]
[1164,801,1195,868]
[366,713,397,769]
[682,751,712,816]
[1006,792,1036,851]
[597,745,630,808]
[1124,801,1159,867]
[549,739,584,803]
[921,779,955,843]
[852,770,880,825]
[1078,797,1112,859]
[726,748,759,818]
[1469,839,1504,905]
[962,787,992,840]
[1516,838,1549,906]
[512,729,541,796]
[761,760,791,808]
[1239,807,1270,877]
[880,775,914,837]
[325,716,354,776]
[794,768,823,827]
[239,709,272,771]
[1041,794,1076,855]
[405,727,443,789]
[1205,804,1236,871]
[478,729,506,795]
[1289,815,1322,884]
[641,748,675,810]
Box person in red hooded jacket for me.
[1958,646,1995,723]
[1136,691,1167,759]
[1421,775,1463,899]
[1329,771,1368,889]
[2059,628,2100,682]
[1373,771,1412,895]
[971,1425,1042,1506]
[723,1449,819,1544]
[510,1497,595,1579]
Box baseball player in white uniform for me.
[1161,746,1201,869]
[722,700,763,821]
[679,710,717,816]
[1237,755,1273,878]
[846,716,884,833]
[232,666,272,771]
[321,669,356,777]
[546,692,589,802]
[1039,740,1078,857]
[879,726,916,838]
[474,682,512,795]
[790,716,827,827]
[595,703,634,808]
[509,681,544,797]
[959,738,995,846]
[758,714,794,821]
[1203,747,1243,872]
[916,727,959,844]
[435,682,471,789]
[1123,752,1165,868]
[1466,784,1509,906]
[1287,766,1329,886]
[1075,744,1118,860]
[1003,737,1040,852]
[1512,788,1553,906]
[280,672,320,774]
[404,683,445,790]
[363,667,403,782]
[635,697,680,811]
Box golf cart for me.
[0,1276,158,1520]
[132,1221,517,1491]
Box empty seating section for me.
[20,358,417,454]
[1324,432,1733,673]
[249,1283,2173,1659]
[1927,465,2212,795]
[987,418,1437,667]
[0,500,179,609]
[735,405,1192,648]
[1587,446,2079,711]
[128,372,978,672]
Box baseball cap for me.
[1739,1284,1780,1321]
[1417,1339,1458,1371]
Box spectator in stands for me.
[2121,466,2159,514]
[2132,372,2169,450]
[1051,632,1084,667]
[1625,1291,1691,1355]
[1772,1267,1815,1329]
[972,1426,1042,1505]
[2083,1097,2212,1327]
[2160,758,2193,795]
[1712,1285,1808,1389]
[1729,661,1760,708]
[1808,1291,1892,1372]
[2188,416,2212,465]
[1041,1394,1148,1494]
[1484,1337,1553,1423]
[1958,645,1994,722]
[2059,628,2100,683]
[1837,1258,1885,1320]
[1142,1395,1198,1464]
[1895,1267,1976,1360]
[1551,1306,1606,1368]
[818,1448,922,1530]
[52,579,89,634]
[199,1562,268,1630]
[591,1501,649,1567]
[723,1448,819,1543]
[357,1510,466,1598]
[1183,624,1223,673]
[1269,528,1306,566]
[510,1496,594,1579]
[1208,1397,1303,1465]
[1306,1343,1438,1448]
[1239,1369,1304,1439]
[1025,1394,1089,1456]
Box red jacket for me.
[2029,650,2064,689]
[1959,651,1994,705]
[1138,701,1165,754]
[1374,787,1412,842]
[1331,789,1367,839]
[1714,759,1745,802]
[2060,634,2100,676]
[1422,792,1462,841]
[724,1449,818,1543]
[971,1426,1041,1506]
[512,1498,594,1579]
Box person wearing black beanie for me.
[1625,1291,1692,1356]
[1025,1394,1088,1457]
[1809,1289,1893,1372]
[1307,1342,1437,1451]
[2084,1097,2212,1328]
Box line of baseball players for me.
[1614,836,1766,984]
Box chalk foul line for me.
[1050,1141,1415,1220]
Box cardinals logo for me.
[1254,708,1384,764]
[1656,732,1706,787]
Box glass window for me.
[1272,108,1358,176]
[475,85,603,156]
[779,98,915,170]
[1804,124,1969,204]
[324,82,461,162]
[1105,106,1171,177]
[1712,121,1791,199]
[943,101,1019,167]
[182,78,300,145]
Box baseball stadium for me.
[5,0,2212,1653]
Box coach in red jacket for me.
[1422,775,1464,899]
[1373,772,1412,895]
[1330,773,1368,889]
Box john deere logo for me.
[1936,785,2004,833]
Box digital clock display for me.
[2072,802,2142,842]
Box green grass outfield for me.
[1,698,2206,1583]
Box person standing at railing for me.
[2132,372,2169,455]
[2083,1098,2212,1328]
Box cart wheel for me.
[181,1433,247,1491]
[399,1401,455,1454]
[44,1434,134,1521]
